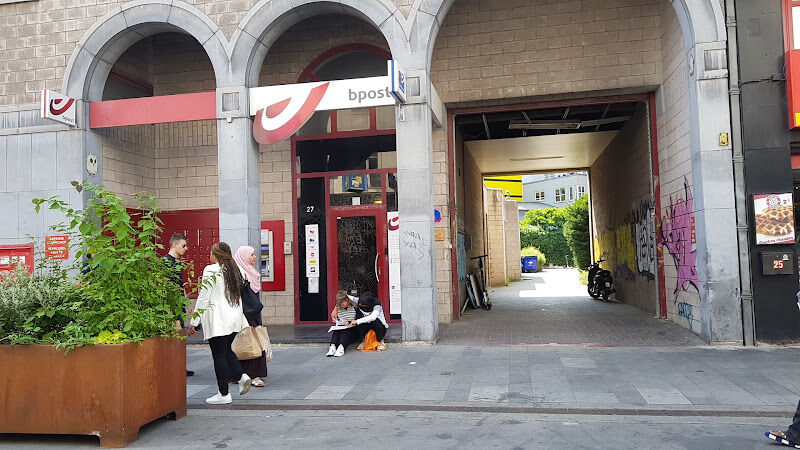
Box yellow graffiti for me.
[594,223,636,279]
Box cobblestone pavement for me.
[185,344,800,409]
[439,268,705,347]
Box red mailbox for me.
[0,244,35,275]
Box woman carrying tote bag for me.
[188,242,252,405]
[234,246,268,387]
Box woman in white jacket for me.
[188,242,252,405]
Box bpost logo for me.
[348,87,392,104]
[388,215,400,231]
[253,82,329,145]
[40,90,76,126]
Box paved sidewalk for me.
[187,343,800,411]
[441,269,704,346]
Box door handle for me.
[374,253,380,282]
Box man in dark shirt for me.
[163,233,193,377]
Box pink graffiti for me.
[661,180,698,298]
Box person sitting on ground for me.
[354,293,389,351]
[766,399,800,448]
[326,291,361,357]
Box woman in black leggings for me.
[188,242,252,405]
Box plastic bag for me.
[253,325,273,362]
[360,329,380,352]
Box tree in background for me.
[520,206,572,267]
[563,194,591,269]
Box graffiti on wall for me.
[632,201,656,279]
[677,302,694,331]
[594,201,657,282]
[595,223,637,281]
[661,179,698,298]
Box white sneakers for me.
[238,374,252,395]
[205,392,232,405]
[326,344,336,357]
[205,374,251,405]
[333,344,345,357]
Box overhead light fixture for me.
[509,156,564,161]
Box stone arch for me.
[423,0,727,69]
[62,0,231,102]
[229,0,410,88]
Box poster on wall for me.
[754,193,795,245]
[387,212,401,314]
[305,224,320,293]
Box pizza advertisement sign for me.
[754,193,795,245]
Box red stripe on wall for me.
[90,92,217,128]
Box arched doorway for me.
[288,44,400,323]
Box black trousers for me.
[330,327,359,348]
[786,399,800,442]
[208,332,243,396]
[357,321,387,342]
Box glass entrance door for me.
[329,207,388,307]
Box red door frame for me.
[327,205,391,318]
[290,154,398,324]
[445,93,666,319]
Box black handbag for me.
[241,281,263,317]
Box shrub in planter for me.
[0,183,193,447]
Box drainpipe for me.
[726,0,757,346]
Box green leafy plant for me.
[520,226,571,266]
[0,265,73,343]
[10,183,196,350]
[563,194,591,269]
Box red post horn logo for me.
[49,97,75,116]
[253,82,329,145]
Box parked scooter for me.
[587,258,615,301]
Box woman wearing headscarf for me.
[188,242,251,405]
[234,245,267,387]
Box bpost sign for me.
[250,60,406,144]
[40,90,76,126]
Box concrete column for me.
[687,42,742,343]
[216,111,261,256]
[396,99,438,341]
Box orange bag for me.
[360,329,380,352]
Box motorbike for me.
[587,258,615,301]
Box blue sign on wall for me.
[344,174,367,192]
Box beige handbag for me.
[231,327,262,360]
[253,326,273,362]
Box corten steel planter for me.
[0,337,186,447]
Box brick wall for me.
[100,126,156,206]
[433,126,453,323]
[431,0,663,104]
[590,102,656,312]
[504,199,521,282]
[258,140,294,325]
[153,120,218,210]
[454,131,488,313]
[485,187,507,287]
[656,1,699,332]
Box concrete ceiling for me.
[465,130,618,175]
